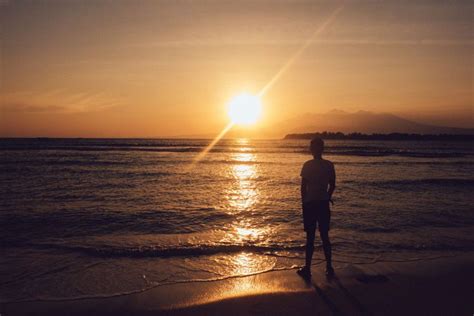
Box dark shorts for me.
[302,200,331,233]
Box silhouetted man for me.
[297,137,335,279]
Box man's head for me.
[310,137,324,157]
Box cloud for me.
[0,90,125,114]
[1,103,67,113]
[137,38,474,48]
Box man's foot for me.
[297,266,312,279]
[326,266,335,277]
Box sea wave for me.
[365,178,474,187]
[0,145,470,158]
[1,138,472,158]
[22,242,305,258]
[11,238,474,259]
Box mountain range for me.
[269,110,473,137]
[175,110,473,139]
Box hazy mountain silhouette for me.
[171,110,473,139]
[275,110,474,136]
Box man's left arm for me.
[301,177,308,204]
[328,163,336,203]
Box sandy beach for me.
[2,253,472,316]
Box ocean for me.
[1,138,473,303]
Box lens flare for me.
[191,3,344,165]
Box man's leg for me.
[319,230,333,270]
[298,229,315,278]
[305,230,316,268]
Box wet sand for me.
[2,253,473,316]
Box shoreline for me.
[2,253,473,315]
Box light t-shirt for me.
[300,158,335,202]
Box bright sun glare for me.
[228,93,262,125]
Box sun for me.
[227,93,262,125]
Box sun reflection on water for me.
[220,140,276,282]
[227,219,269,244]
[232,252,255,275]
[235,227,259,239]
[225,150,259,213]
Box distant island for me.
[284,132,474,141]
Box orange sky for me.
[0,0,472,137]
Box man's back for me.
[297,137,336,279]
[300,158,335,202]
